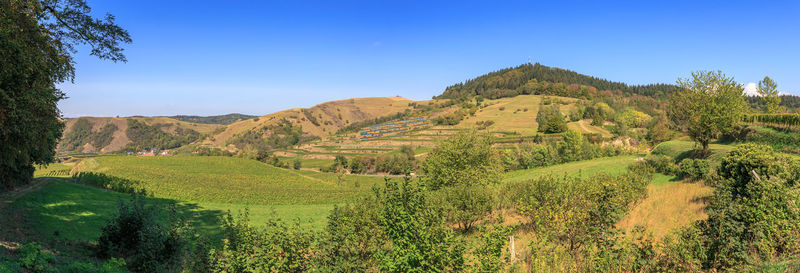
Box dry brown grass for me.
[206,96,418,149]
[617,182,713,239]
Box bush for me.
[96,196,189,273]
[697,144,800,269]
[420,131,500,189]
[376,178,465,272]
[293,158,302,170]
[678,159,712,180]
[203,210,316,272]
[644,154,677,175]
[431,184,494,232]
[17,242,54,273]
[314,195,385,272]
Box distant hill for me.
[168,113,258,125]
[58,116,223,154]
[202,97,424,151]
[438,63,678,100]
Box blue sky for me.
[59,0,800,117]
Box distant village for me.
[127,148,171,156]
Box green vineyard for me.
[744,113,800,127]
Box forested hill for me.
[168,113,257,125]
[437,63,678,100]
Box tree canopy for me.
[667,71,747,157]
[757,76,782,114]
[1,0,130,191]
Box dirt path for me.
[0,177,53,211]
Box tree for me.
[559,129,584,162]
[757,76,782,114]
[536,105,567,133]
[667,71,747,157]
[1,0,130,192]
[420,130,500,190]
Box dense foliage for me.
[0,0,129,192]
[420,131,501,189]
[668,70,748,156]
[536,105,567,133]
[500,132,634,171]
[168,113,257,125]
[124,119,199,151]
[697,144,800,269]
[97,196,189,273]
[438,63,678,100]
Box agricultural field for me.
[75,155,386,205]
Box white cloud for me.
[743,82,760,96]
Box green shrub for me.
[431,184,494,232]
[697,144,800,269]
[293,158,302,170]
[204,210,316,272]
[472,222,515,273]
[17,242,54,273]
[644,154,677,175]
[678,159,712,180]
[314,195,385,272]
[376,178,465,272]
[420,131,500,189]
[96,196,189,273]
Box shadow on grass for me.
[3,178,227,248]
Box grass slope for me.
[5,179,334,248]
[503,155,640,183]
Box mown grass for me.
[78,156,384,205]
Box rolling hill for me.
[57,116,223,154]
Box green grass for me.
[652,140,736,163]
[7,180,333,246]
[503,155,640,183]
[79,156,383,205]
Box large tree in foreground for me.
[0,0,130,191]
[667,71,747,157]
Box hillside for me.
[202,96,425,150]
[439,62,678,100]
[168,113,258,125]
[57,116,223,154]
